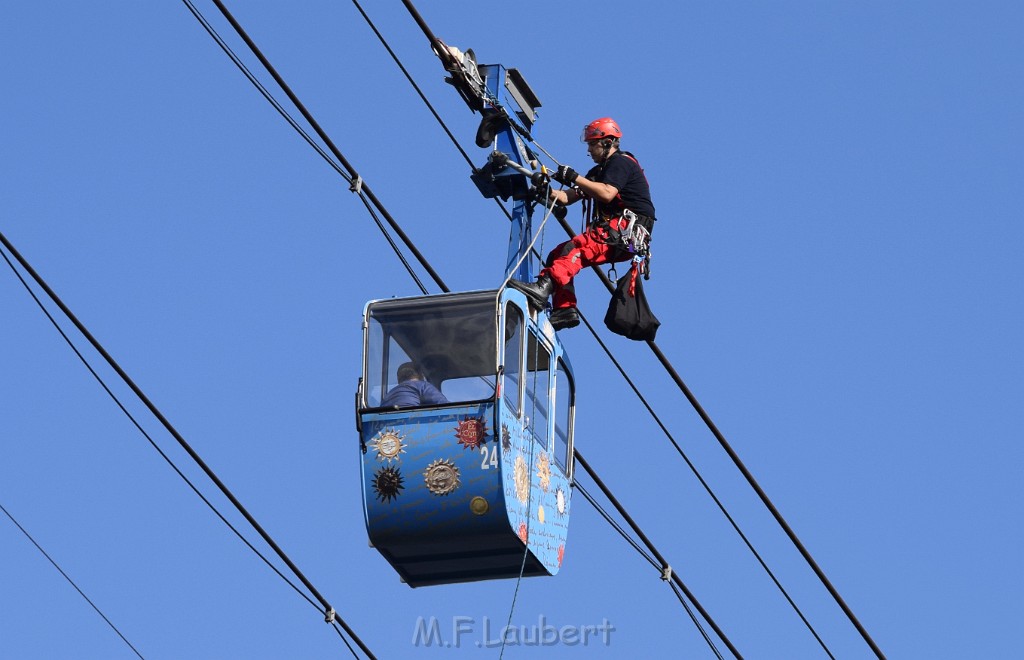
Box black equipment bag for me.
[604,265,660,341]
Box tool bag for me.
[604,262,660,341]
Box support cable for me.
[350,0,474,170]
[569,219,879,657]
[573,308,835,657]
[573,449,744,659]
[207,0,449,294]
[669,580,725,660]
[0,244,321,614]
[574,483,659,572]
[0,502,146,660]
[181,0,428,295]
[0,231,374,660]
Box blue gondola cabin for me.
[357,288,575,587]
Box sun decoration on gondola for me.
[536,452,551,492]
[518,522,529,544]
[558,544,565,567]
[454,417,488,451]
[424,458,461,496]
[372,466,404,503]
[501,423,512,452]
[514,455,530,504]
[370,428,406,463]
[556,487,567,517]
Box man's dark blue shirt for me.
[380,380,448,408]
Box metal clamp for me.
[660,565,673,581]
[348,175,363,194]
[324,606,336,624]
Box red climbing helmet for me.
[581,117,622,142]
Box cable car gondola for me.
[357,288,574,587]
[356,55,575,587]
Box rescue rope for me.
[496,185,558,294]
[498,332,545,659]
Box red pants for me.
[541,217,632,310]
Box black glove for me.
[553,165,578,186]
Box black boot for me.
[508,275,554,310]
[549,307,580,331]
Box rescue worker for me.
[380,362,449,408]
[509,117,656,330]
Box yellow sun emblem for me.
[536,452,551,492]
[514,455,530,504]
[370,428,406,463]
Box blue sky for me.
[2,1,1020,658]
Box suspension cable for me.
[572,309,834,657]
[208,0,448,294]
[0,244,323,614]
[0,231,373,659]
[574,450,743,659]
[181,0,427,296]
[574,483,659,571]
[1,502,146,660]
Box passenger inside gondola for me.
[380,362,449,409]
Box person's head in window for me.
[397,362,422,383]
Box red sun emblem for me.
[454,417,487,450]
[518,522,529,544]
[558,544,565,567]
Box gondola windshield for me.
[363,292,498,408]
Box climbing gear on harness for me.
[509,274,554,310]
[549,307,580,331]
[620,209,652,257]
[592,210,652,254]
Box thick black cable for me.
[0,502,146,659]
[669,580,725,660]
[641,338,883,658]
[208,0,448,295]
[573,449,744,659]
[573,309,834,657]
[578,483,729,660]
[573,483,659,572]
[564,220,878,656]
[350,0,474,170]
[0,231,373,660]
[181,0,427,296]
[0,243,322,614]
